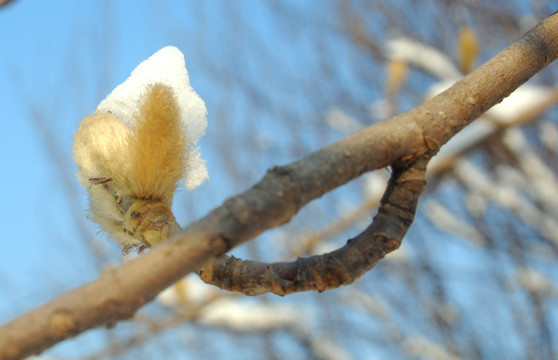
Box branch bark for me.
[198,158,428,295]
[0,13,556,360]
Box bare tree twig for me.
[0,13,556,360]
[198,158,428,295]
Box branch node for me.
[374,233,401,253]
[47,309,77,340]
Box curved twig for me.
[198,158,428,295]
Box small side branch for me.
[198,159,428,296]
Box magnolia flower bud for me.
[73,47,208,252]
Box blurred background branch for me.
[0,0,15,8]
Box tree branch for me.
[198,158,428,295]
[0,13,556,360]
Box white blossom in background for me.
[157,277,307,332]
[426,82,558,173]
[199,299,305,331]
[158,277,351,360]
[385,37,462,80]
[312,241,341,256]
[428,81,558,126]
[157,276,219,308]
[427,119,496,172]
[484,86,558,125]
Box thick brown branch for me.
[0,13,556,360]
[198,158,428,295]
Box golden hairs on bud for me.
[129,84,187,204]
[73,46,208,252]
[74,85,185,250]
